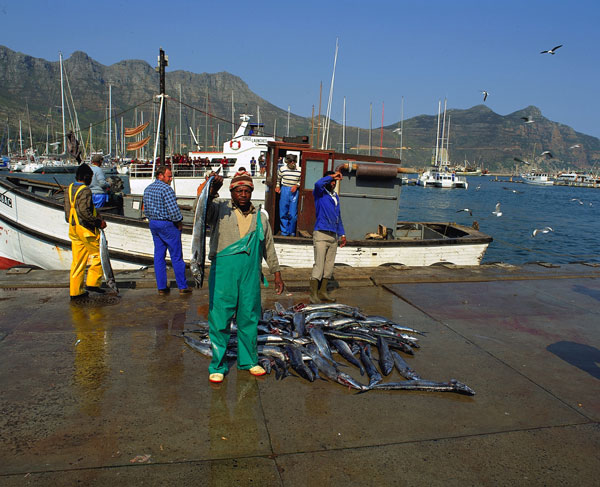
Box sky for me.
[2,0,599,138]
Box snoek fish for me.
[364,379,476,396]
[390,350,421,380]
[331,338,365,375]
[305,347,368,391]
[99,229,118,294]
[285,345,315,382]
[359,343,382,387]
[376,336,394,376]
[190,170,218,288]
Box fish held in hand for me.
[99,229,118,294]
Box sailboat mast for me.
[434,100,441,166]
[158,48,167,164]
[446,115,451,164]
[440,99,447,166]
[59,52,66,155]
[369,102,372,156]
[400,96,404,161]
[342,96,346,152]
[108,84,112,157]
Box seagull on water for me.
[571,198,584,205]
[492,202,503,217]
[540,45,563,55]
[532,227,553,237]
[540,151,553,158]
[521,116,535,124]
[475,185,481,191]
[481,90,489,102]
[456,208,473,216]
[514,157,530,165]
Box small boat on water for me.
[0,139,492,270]
[521,172,554,185]
[417,100,468,189]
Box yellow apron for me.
[68,183,103,296]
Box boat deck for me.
[1,263,599,485]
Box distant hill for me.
[1,45,599,172]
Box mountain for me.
[1,45,599,172]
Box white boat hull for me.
[0,177,491,270]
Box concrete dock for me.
[1,263,599,485]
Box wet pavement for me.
[0,264,599,485]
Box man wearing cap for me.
[310,170,346,303]
[143,165,191,295]
[275,155,301,236]
[89,154,111,208]
[199,171,284,383]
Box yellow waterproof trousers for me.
[69,224,102,297]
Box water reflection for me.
[70,305,109,416]
[208,373,261,480]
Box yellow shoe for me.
[249,365,266,377]
[209,373,224,383]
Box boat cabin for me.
[263,140,409,240]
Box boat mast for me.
[369,102,372,156]
[380,101,384,157]
[434,100,441,166]
[287,105,290,137]
[400,96,404,161]
[158,48,167,164]
[59,52,66,155]
[342,96,346,152]
[440,99,447,166]
[179,83,182,153]
[108,84,112,157]
[322,37,338,150]
[231,90,235,139]
[446,115,451,165]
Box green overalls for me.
[208,210,267,374]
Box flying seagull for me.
[481,90,489,102]
[532,227,553,237]
[520,116,535,124]
[540,45,563,55]
[514,157,530,165]
[393,127,402,135]
[456,208,473,216]
[569,144,581,149]
[540,151,553,158]
[570,198,584,205]
[492,202,503,217]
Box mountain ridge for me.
[1,45,598,171]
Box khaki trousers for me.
[312,230,338,280]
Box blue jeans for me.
[92,193,109,208]
[149,220,188,290]
[279,186,298,236]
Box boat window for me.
[304,159,324,190]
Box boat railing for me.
[129,163,225,179]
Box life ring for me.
[229,140,241,150]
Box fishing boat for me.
[0,138,492,270]
[127,114,272,200]
[417,101,468,189]
[521,172,554,185]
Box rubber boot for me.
[309,279,321,304]
[318,278,336,303]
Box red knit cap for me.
[229,173,254,191]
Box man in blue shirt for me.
[143,165,191,295]
[310,170,346,303]
[89,154,111,208]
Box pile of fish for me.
[181,302,475,396]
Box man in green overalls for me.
[203,172,284,383]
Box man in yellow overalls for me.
[64,164,107,301]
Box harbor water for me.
[398,176,600,265]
